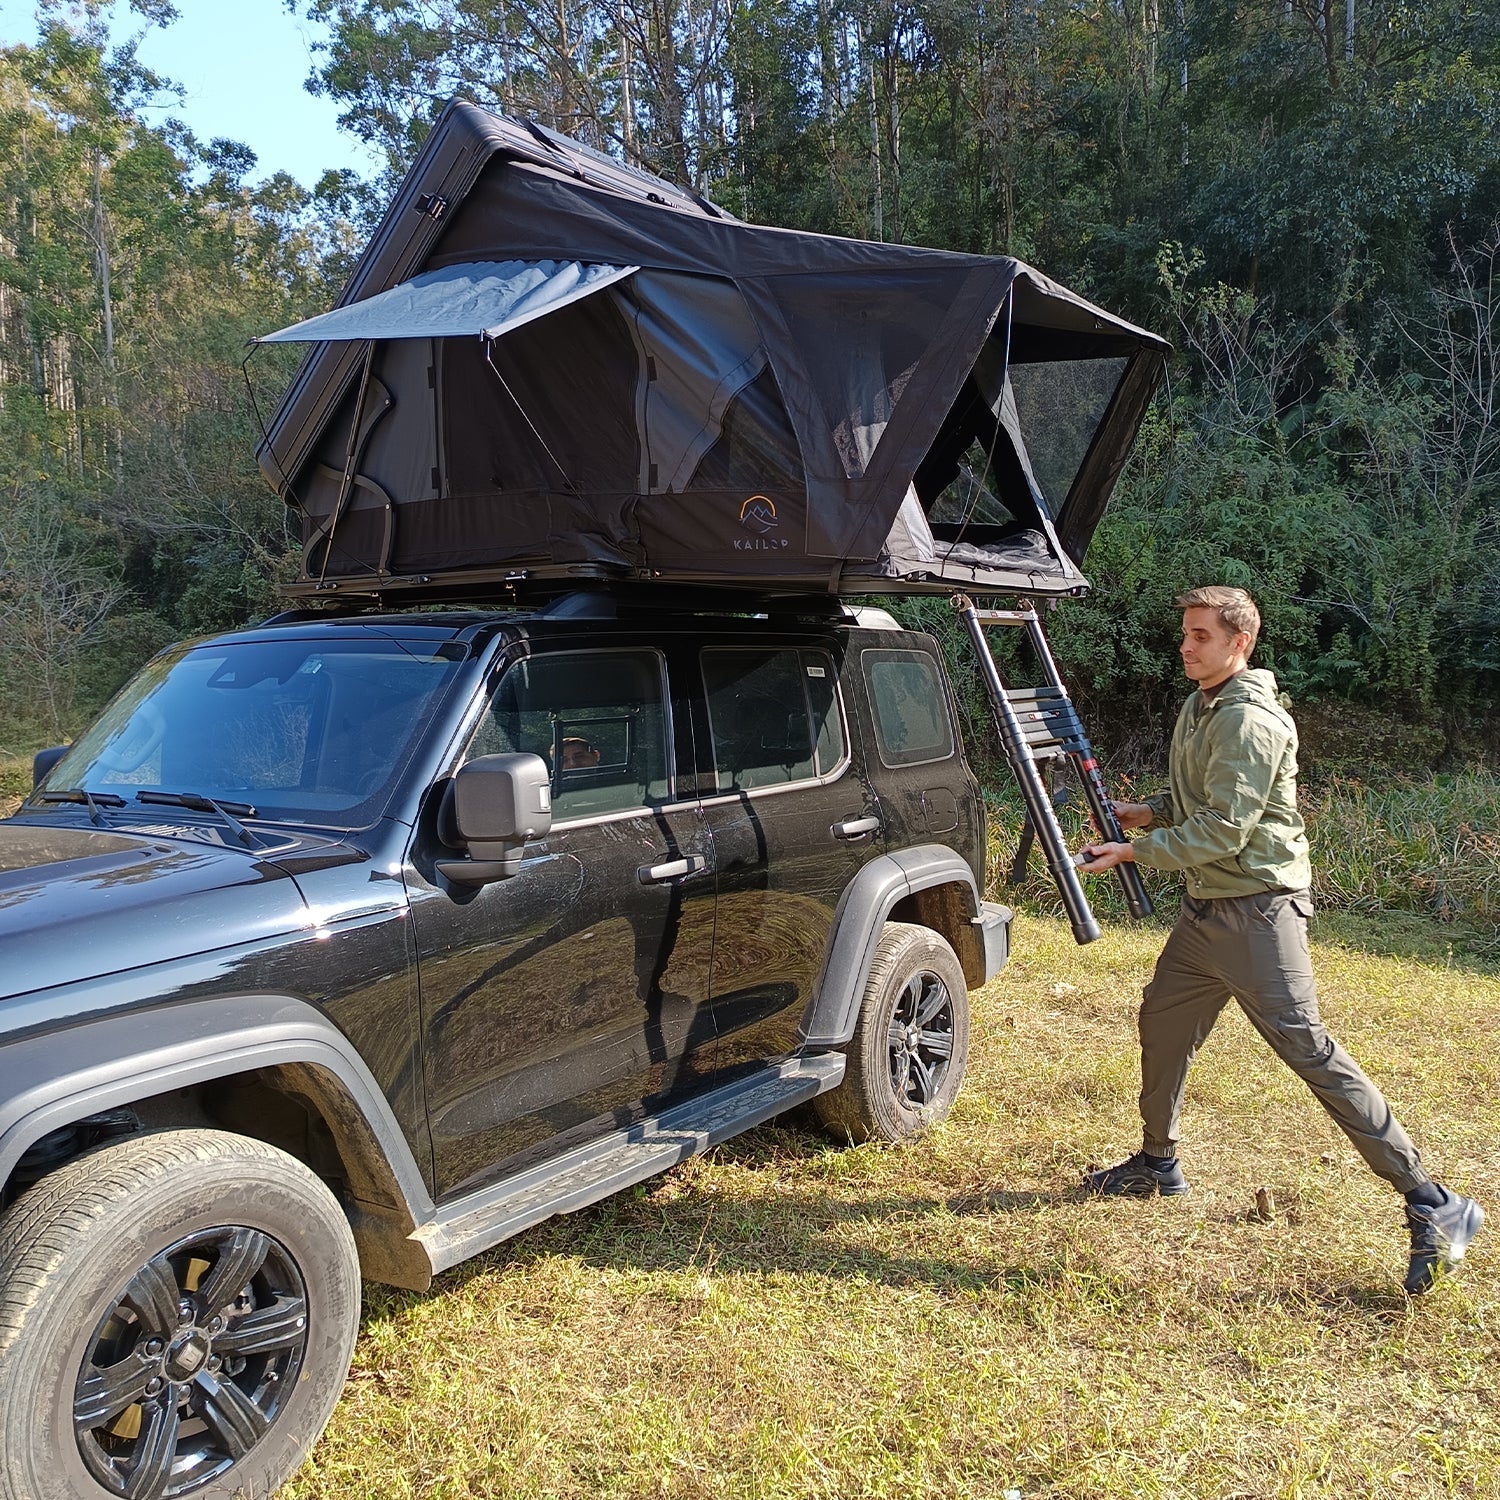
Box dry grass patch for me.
[0,755,28,818]
[286,911,1500,1500]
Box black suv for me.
[0,589,1007,1500]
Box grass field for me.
[287,909,1500,1500]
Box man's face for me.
[1179,606,1250,690]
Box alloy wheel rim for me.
[886,969,956,1107]
[73,1225,310,1499]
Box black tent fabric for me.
[256,103,1170,601]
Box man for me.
[1077,585,1482,1295]
[560,735,601,770]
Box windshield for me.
[39,634,468,830]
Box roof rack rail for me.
[276,571,853,618]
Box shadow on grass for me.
[364,1187,1422,1342]
[368,1127,1417,1327]
[357,1127,1087,1316]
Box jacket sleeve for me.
[1130,706,1289,872]
[1143,791,1177,826]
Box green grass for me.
[285,911,1500,1500]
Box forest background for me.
[1,0,1497,777]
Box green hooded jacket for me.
[1133,667,1312,899]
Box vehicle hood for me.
[0,819,339,1001]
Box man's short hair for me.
[1175,585,1261,650]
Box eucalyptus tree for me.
[299,0,740,189]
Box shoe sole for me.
[1085,1177,1192,1198]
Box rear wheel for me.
[0,1129,360,1500]
[815,922,971,1144]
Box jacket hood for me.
[1211,668,1291,715]
[0,819,325,1002]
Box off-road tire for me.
[814,921,971,1144]
[0,1129,360,1500]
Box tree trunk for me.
[619,6,637,163]
[1177,0,1189,167]
[862,19,882,240]
[650,0,691,184]
[882,23,901,243]
[551,0,578,132]
[1147,0,1159,95]
[817,0,840,170]
[91,149,121,481]
[1317,0,1338,90]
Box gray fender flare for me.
[0,995,434,1228]
[802,847,998,1048]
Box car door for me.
[408,642,716,1199]
[693,634,883,1077]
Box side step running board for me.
[414,1052,846,1276]
[952,593,1154,945]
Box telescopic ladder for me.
[952,594,1154,945]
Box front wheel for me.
[814,922,971,1144]
[0,1129,361,1500]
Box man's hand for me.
[1077,840,1135,872]
[1111,800,1153,831]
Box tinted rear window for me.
[862,648,955,768]
[702,647,845,791]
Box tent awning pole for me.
[317,340,378,585]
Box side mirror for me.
[436,753,552,885]
[32,745,68,791]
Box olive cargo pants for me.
[1138,890,1429,1192]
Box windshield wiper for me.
[38,787,128,825]
[136,790,260,848]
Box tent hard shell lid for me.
[256,102,1170,603]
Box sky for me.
[0,0,381,186]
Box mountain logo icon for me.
[739,495,778,534]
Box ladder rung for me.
[971,608,1039,626]
[1005,686,1068,705]
[1020,734,1086,754]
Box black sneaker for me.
[1404,1192,1484,1295]
[1083,1152,1191,1198]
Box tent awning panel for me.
[257,259,638,343]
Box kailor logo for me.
[739,495,778,534]
[735,494,790,550]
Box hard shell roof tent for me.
[255,102,1170,603]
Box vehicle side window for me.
[702,647,845,791]
[862,648,955,768]
[467,650,670,820]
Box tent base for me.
[278,559,1091,607]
